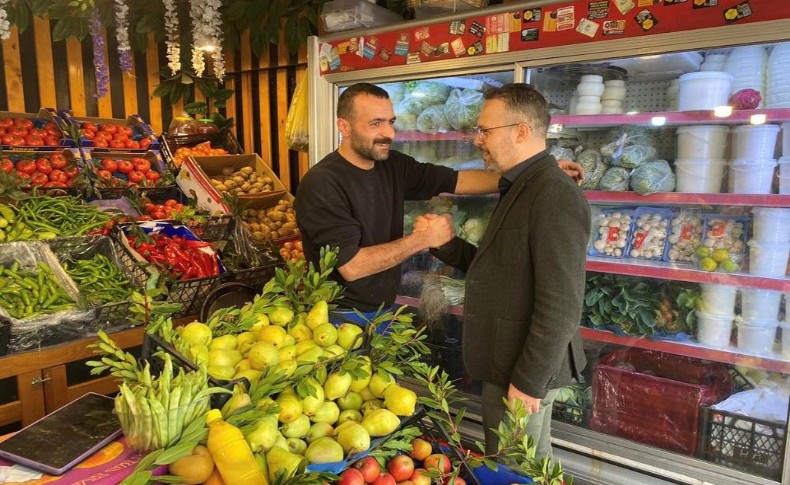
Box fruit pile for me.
[80,121,153,150]
[0,117,62,146]
[142,199,187,220]
[338,445,460,485]
[209,166,276,196]
[695,217,747,272]
[127,232,222,280]
[243,198,299,242]
[93,157,162,188]
[171,141,228,168]
[4,152,80,188]
[278,239,305,262]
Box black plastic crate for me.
[185,215,233,242]
[698,406,786,481]
[552,401,591,427]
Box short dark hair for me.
[483,83,550,137]
[337,83,390,120]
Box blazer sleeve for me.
[429,236,477,273]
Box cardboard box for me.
[0,108,74,150]
[177,154,287,215]
[59,112,159,153]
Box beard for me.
[350,131,392,162]
[480,149,502,173]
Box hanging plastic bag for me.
[285,74,309,152]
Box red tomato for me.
[35,158,52,174]
[128,171,145,184]
[81,130,95,140]
[25,134,44,146]
[44,122,59,135]
[163,199,178,207]
[117,160,134,174]
[0,118,12,129]
[14,118,33,129]
[150,211,167,220]
[109,139,127,149]
[17,172,31,180]
[63,165,79,178]
[113,132,129,142]
[133,158,151,173]
[0,128,6,135]
[2,134,24,146]
[100,158,118,173]
[31,172,48,185]
[44,135,59,146]
[49,169,68,183]
[139,138,151,149]
[101,124,119,135]
[11,126,28,136]
[93,139,109,149]
[145,171,160,183]
[16,159,36,174]
[81,122,98,132]
[50,154,67,169]
[128,140,141,149]
[121,126,133,137]
[96,169,113,181]
[1,158,13,173]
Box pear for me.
[287,438,308,456]
[311,401,340,425]
[312,323,338,347]
[208,334,237,350]
[323,344,346,358]
[266,446,303,483]
[337,391,363,411]
[250,313,270,331]
[248,342,280,371]
[247,415,280,452]
[221,392,251,416]
[234,368,263,384]
[336,422,371,455]
[235,359,251,372]
[254,452,269,481]
[209,349,242,368]
[276,393,304,423]
[384,385,417,416]
[359,386,376,401]
[349,357,372,393]
[236,331,258,355]
[295,340,319,356]
[333,420,357,436]
[305,437,344,464]
[256,396,277,410]
[369,370,395,398]
[298,378,325,416]
[296,346,324,364]
[337,409,363,424]
[324,372,352,400]
[361,399,384,416]
[306,300,329,330]
[288,324,313,343]
[361,408,401,436]
[336,323,364,350]
[269,307,295,327]
[207,365,235,381]
[306,422,335,443]
[283,334,296,347]
[181,321,213,347]
[259,326,287,349]
[189,345,209,366]
[282,414,311,439]
[278,345,297,362]
[275,359,297,377]
[273,433,289,451]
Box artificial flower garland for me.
[163,0,181,76]
[189,0,206,78]
[89,10,110,98]
[0,0,10,41]
[189,0,224,80]
[114,0,133,73]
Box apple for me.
[443,477,466,485]
[371,473,396,485]
[410,469,431,485]
[423,454,451,474]
[410,439,432,461]
[354,456,381,483]
[338,468,365,485]
[387,455,415,482]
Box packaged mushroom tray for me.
[626,208,675,261]
[589,209,635,258]
[665,209,703,263]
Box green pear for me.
[324,372,352,400]
[336,323,364,350]
[254,452,269,480]
[333,420,357,436]
[236,331,258,355]
[180,321,212,346]
[234,368,263,384]
[188,345,209,366]
[349,357,372,393]
[306,422,335,443]
[296,346,324,364]
[298,378,325,416]
[258,326,288,349]
[336,422,371,455]
[361,399,383,416]
[337,391,363,411]
[323,345,346,358]
[208,334,237,350]
[288,324,313,343]
[305,437,343,464]
[248,342,280,371]
[247,415,280,452]
[337,409,363,424]
[269,307,295,327]
[273,434,289,451]
[209,349,242,368]
[275,359,297,377]
[295,340,319,356]
[306,300,329,330]
[278,345,297,362]
[287,438,307,456]
[221,392,251,416]
[312,323,338,347]
[361,408,401,437]
[369,370,395,398]
[250,313,270,331]
[311,401,340,425]
[283,334,296,347]
[266,446,303,483]
[359,386,376,401]
[282,414,311,439]
[207,365,235,381]
[384,385,417,416]
[276,393,303,423]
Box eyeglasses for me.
[473,122,524,138]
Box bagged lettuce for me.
[549,145,575,162]
[416,105,451,134]
[576,149,609,190]
[630,159,675,195]
[599,167,631,191]
[444,88,484,130]
[381,82,406,105]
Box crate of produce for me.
[697,406,785,481]
[0,108,73,150]
[552,400,591,427]
[590,348,734,455]
[113,222,226,318]
[0,148,85,194]
[664,209,703,263]
[160,128,243,170]
[59,112,158,152]
[626,207,676,261]
[47,235,138,331]
[240,194,300,245]
[82,149,173,199]
[698,214,750,272]
[588,209,635,258]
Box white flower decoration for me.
[163,0,181,75]
[0,1,11,41]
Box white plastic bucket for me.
[732,124,781,159]
[752,207,790,242]
[699,284,738,316]
[748,240,790,277]
[678,72,733,111]
[740,288,783,321]
[737,323,777,354]
[674,159,727,193]
[781,175,790,195]
[729,160,776,194]
[676,126,729,160]
[696,311,734,348]
[779,156,790,176]
[780,322,790,355]
[782,122,790,157]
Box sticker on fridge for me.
[362,37,378,60]
[378,47,392,62]
[577,18,600,37]
[663,0,687,5]
[723,1,752,23]
[394,32,409,56]
[603,20,626,35]
[469,21,486,37]
[328,46,341,70]
[414,26,430,41]
[637,0,660,5]
[419,41,435,57]
[556,6,575,31]
[522,8,542,22]
[613,0,636,14]
[692,0,717,8]
[486,13,510,33]
[587,1,609,19]
[451,38,466,57]
[406,52,421,65]
[450,20,466,35]
[521,28,540,41]
[543,11,558,32]
[635,9,658,31]
[434,42,451,57]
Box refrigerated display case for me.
[307,2,790,484]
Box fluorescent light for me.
[626,111,639,115]
[650,116,666,126]
[713,105,733,117]
[750,114,767,125]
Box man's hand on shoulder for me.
[557,159,584,185]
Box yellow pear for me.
[295,340,318,356]
[275,359,297,377]
[336,422,371,455]
[306,422,335,443]
[208,334,237,350]
[323,344,346,358]
[338,409,363,424]
[296,346,324,364]
[305,437,343,464]
[306,300,329,330]
[359,386,376,401]
[234,368,263,384]
[288,323,313,343]
[221,392,251,416]
[337,391,363,411]
[247,342,280,371]
[189,345,209,366]
[287,438,307,456]
[323,372,352,400]
[258,326,287,349]
[236,331,258,355]
[180,321,213,346]
[278,345,297,362]
[299,378,325,416]
[247,415,280,452]
[361,399,383,415]
[361,408,400,436]
[312,323,338,347]
[336,323,364,350]
[250,313,270,331]
[266,446,303,482]
[383,385,417,416]
[276,393,304,423]
[235,359,251,372]
[207,365,235,381]
[209,349,242,368]
[283,334,296,347]
[369,371,395,398]
[349,358,372,393]
[269,307,295,327]
[311,401,340,425]
[282,414,311,439]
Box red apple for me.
[338,468,365,485]
[423,454,451,474]
[443,477,465,485]
[354,456,381,484]
[410,469,431,485]
[387,455,414,483]
[397,482,414,485]
[371,473,396,485]
[410,439,432,461]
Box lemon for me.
[712,248,730,263]
[699,257,718,272]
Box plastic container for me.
[696,311,735,348]
[736,322,777,354]
[206,409,268,485]
[740,288,783,322]
[700,53,728,71]
[601,80,626,101]
[747,240,790,277]
[575,101,603,115]
[665,209,703,263]
[674,159,727,193]
[782,123,790,157]
[781,322,790,355]
[588,209,635,258]
[729,160,777,194]
[625,208,675,261]
[751,207,790,242]
[678,72,733,111]
[321,0,403,32]
[699,284,738,317]
[732,124,780,159]
[676,126,729,160]
[666,79,680,111]
[781,174,790,195]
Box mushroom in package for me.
[589,210,634,258]
[627,208,675,261]
[666,210,703,263]
[695,215,749,272]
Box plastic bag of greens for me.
[416,105,451,134]
[599,167,631,191]
[381,82,406,105]
[549,145,576,162]
[444,88,484,130]
[394,101,418,131]
[576,149,609,190]
[399,81,452,115]
[630,159,675,195]
[612,144,657,169]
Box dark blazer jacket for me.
[431,153,590,398]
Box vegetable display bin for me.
[591,348,733,455]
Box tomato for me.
[49,169,68,183]
[29,128,45,137]
[16,172,31,180]
[93,139,109,149]
[35,158,52,174]
[1,158,13,173]
[50,154,67,169]
[145,171,160,183]
[0,118,12,129]
[16,159,36,174]
[150,211,167,220]
[133,158,151,173]
[14,118,33,129]
[163,199,178,207]
[139,138,152,150]
[96,169,113,181]
[113,132,129,142]
[81,122,98,132]
[117,160,134,174]
[43,122,59,135]
[101,124,119,135]
[109,139,127,149]
[63,165,79,178]
[44,135,59,146]
[100,158,118,173]
[128,171,145,184]
[25,134,44,146]
[173,203,184,212]
[31,172,48,185]
[81,130,95,140]
[121,126,134,137]
[11,126,28,136]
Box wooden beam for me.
[257,41,272,166]
[224,52,237,141]
[122,59,138,116]
[276,32,290,188]
[145,33,163,134]
[3,26,25,112]
[66,38,86,116]
[68,376,122,402]
[97,28,113,118]
[240,30,254,154]
[33,17,57,108]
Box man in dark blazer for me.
[425,83,590,460]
